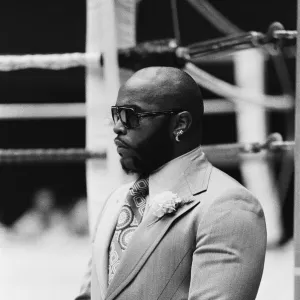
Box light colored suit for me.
[76,149,267,300]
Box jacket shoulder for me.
[200,165,264,217]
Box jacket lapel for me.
[105,155,212,300]
[93,184,131,299]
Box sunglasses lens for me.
[111,107,139,128]
[119,109,128,124]
[111,107,119,124]
[120,108,139,128]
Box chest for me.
[111,211,199,300]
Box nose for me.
[113,119,127,135]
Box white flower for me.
[149,191,194,218]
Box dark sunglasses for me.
[111,106,182,129]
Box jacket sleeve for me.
[188,191,267,300]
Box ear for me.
[173,111,192,136]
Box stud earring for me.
[175,130,184,142]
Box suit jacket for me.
[75,153,267,300]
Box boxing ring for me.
[0,0,298,299]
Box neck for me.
[134,140,201,177]
[147,141,201,176]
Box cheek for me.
[119,125,173,173]
[126,119,173,154]
[140,128,173,155]
[125,127,154,149]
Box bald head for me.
[120,67,204,134]
[123,67,203,111]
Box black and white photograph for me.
[0,1,297,300]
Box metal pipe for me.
[188,32,264,59]
[187,23,297,61]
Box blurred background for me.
[0,0,297,299]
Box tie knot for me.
[130,177,149,197]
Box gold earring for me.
[175,130,184,142]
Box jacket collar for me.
[149,147,208,201]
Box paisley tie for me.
[108,177,149,284]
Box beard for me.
[120,127,174,176]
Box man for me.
[76,67,267,300]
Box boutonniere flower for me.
[149,191,194,218]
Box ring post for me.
[294,2,300,298]
[86,0,110,232]
[85,0,137,233]
[234,49,282,245]
[86,0,123,233]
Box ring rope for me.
[184,62,294,110]
[0,52,294,110]
[0,26,296,72]
[0,148,106,163]
[0,134,293,164]
[0,52,99,71]
[0,26,295,112]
